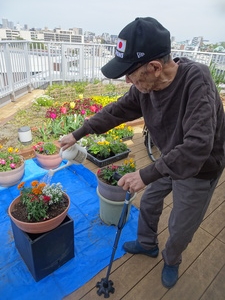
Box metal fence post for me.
[3,43,15,101]
[24,42,32,92]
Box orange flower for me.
[38,182,47,189]
[32,187,42,195]
[18,182,25,189]
[31,180,39,187]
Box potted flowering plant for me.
[8,180,74,282]
[97,158,136,186]
[105,124,134,140]
[96,158,136,226]
[8,180,70,233]
[80,134,130,167]
[33,142,62,169]
[33,142,59,155]
[0,145,25,187]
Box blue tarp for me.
[0,159,139,300]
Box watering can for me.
[48,144,87,176]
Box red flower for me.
[43,195,51,203]
[111,165,118,170]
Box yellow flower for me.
[70,102,75,108]
[78,94,83,99]
[0,144,3,149]
[8,147,13,153]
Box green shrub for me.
[209,62,225,93]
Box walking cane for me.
[96,173,131,298]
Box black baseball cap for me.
[101,17,171,79]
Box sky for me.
[1,0,225,43]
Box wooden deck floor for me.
[65,122,225,300]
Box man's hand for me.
[117,170,146,193]
[60,133,77,150]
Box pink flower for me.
[10,163,16,169]
[0,159,6,165]
[81,109,86,115]
[90,105,97,113]
[50,112,57,119]
[60,107,67,114]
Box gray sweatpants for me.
[137,172,223,265]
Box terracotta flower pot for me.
[0,160,25,187]
[35,151,62,170]
[8,193,70,234]
[19,147,35,160]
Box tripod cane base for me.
[96,278,115,298]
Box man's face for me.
[125,62,160,93]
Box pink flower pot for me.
[0,160,25,187]
[35,152,62,170]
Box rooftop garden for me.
[0,82,132,152]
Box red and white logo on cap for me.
[116,38,126,52]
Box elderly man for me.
[60,17,225,288]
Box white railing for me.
[0,40,225,106]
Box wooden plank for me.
[202,180,225,220]
[217,227,225,244]
[64,254,133,300]
[122,227,214,300]
[161,239,225,300]
[201,201,225,237]
[200,264,225,300]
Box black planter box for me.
[10,215,74,282]
[87,149,130,167]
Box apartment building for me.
[0,28,83,43]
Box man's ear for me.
[146,61,163,77]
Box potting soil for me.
[0,158,139,300]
